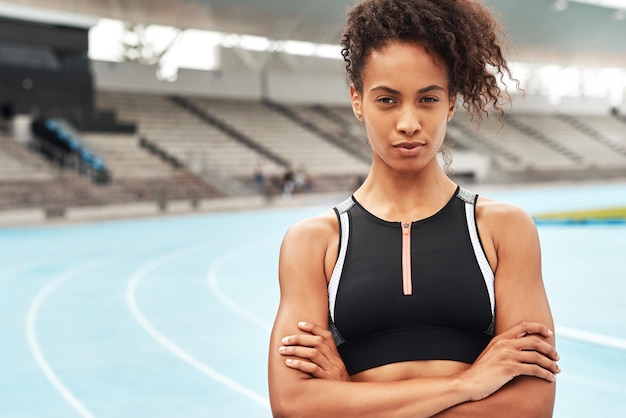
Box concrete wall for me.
[509,94,616,116]
[91,61,263,100]
[91,46,352,104]
[92,46,619,114]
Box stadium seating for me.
[179,96,370,176]
[450,110,626,179]
[0,134,56,182]
[94,91,288,180]
[2,89,626,212]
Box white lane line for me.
[206,241,274,332]
[26,260,103,418]
[557,325,626,351]
[126,246,270,409]
[205,242,626,398]
[205,244,626,352]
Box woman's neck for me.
[353,162,458,222]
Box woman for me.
[268,0,560,416]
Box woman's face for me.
[351,42,455,174]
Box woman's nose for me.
[396,106,421,136]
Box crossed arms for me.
[268,203,559,417]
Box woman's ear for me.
[447,97,456,122]
[350,84,363,121]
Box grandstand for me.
[1,0,625,221]
[449,109,626,180]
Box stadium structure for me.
[1,0,625,223]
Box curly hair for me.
[341,0,516,121]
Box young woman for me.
[268,0,560,416]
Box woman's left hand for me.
[279,322,350,381]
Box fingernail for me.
[282,337,290,344]
[298,321,307,327]
[286,359,293,366]
[278,346,286,353]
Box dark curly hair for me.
[341,0,516,121]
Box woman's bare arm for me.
[432,201,559,417]
[268,215,472,418]
[268,211,559,418]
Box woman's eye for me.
[377,97,395,104]
[421,97,439,103]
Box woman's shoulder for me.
[280,209,340,284]
[475,195,538,247]
[282,209,338,247]
[475,195,534,224]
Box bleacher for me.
[0,127,224,211]
[0,0,623,222]
[93,90,373,194]
[82,133,177,179]
[2,90,626,213]
[82,132,224,202]
[514,113,626,169]
[0,134,63,210]
[287,104,371,162]
[452,111,578,172]
[186,96,371,176]
[95,92,286,180]
[92,91,626,184]
[0,133,94,210]
[575,114,626,150]
[0,134,56,181]
[450,110,626,179]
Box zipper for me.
[401,221,412,295]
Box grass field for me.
[534,207,626,222]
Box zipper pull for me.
[401,221,412,295]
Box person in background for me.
[281,166,295,197]
[253,161,265,190]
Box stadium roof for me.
[1,0,626,66]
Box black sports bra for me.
[328,187,495,375]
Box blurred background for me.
[0,0,625,417]
[0,0,625,219]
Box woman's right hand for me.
[459,321,560,401]
[278,321,350,382]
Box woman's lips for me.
[393,142,425,157]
